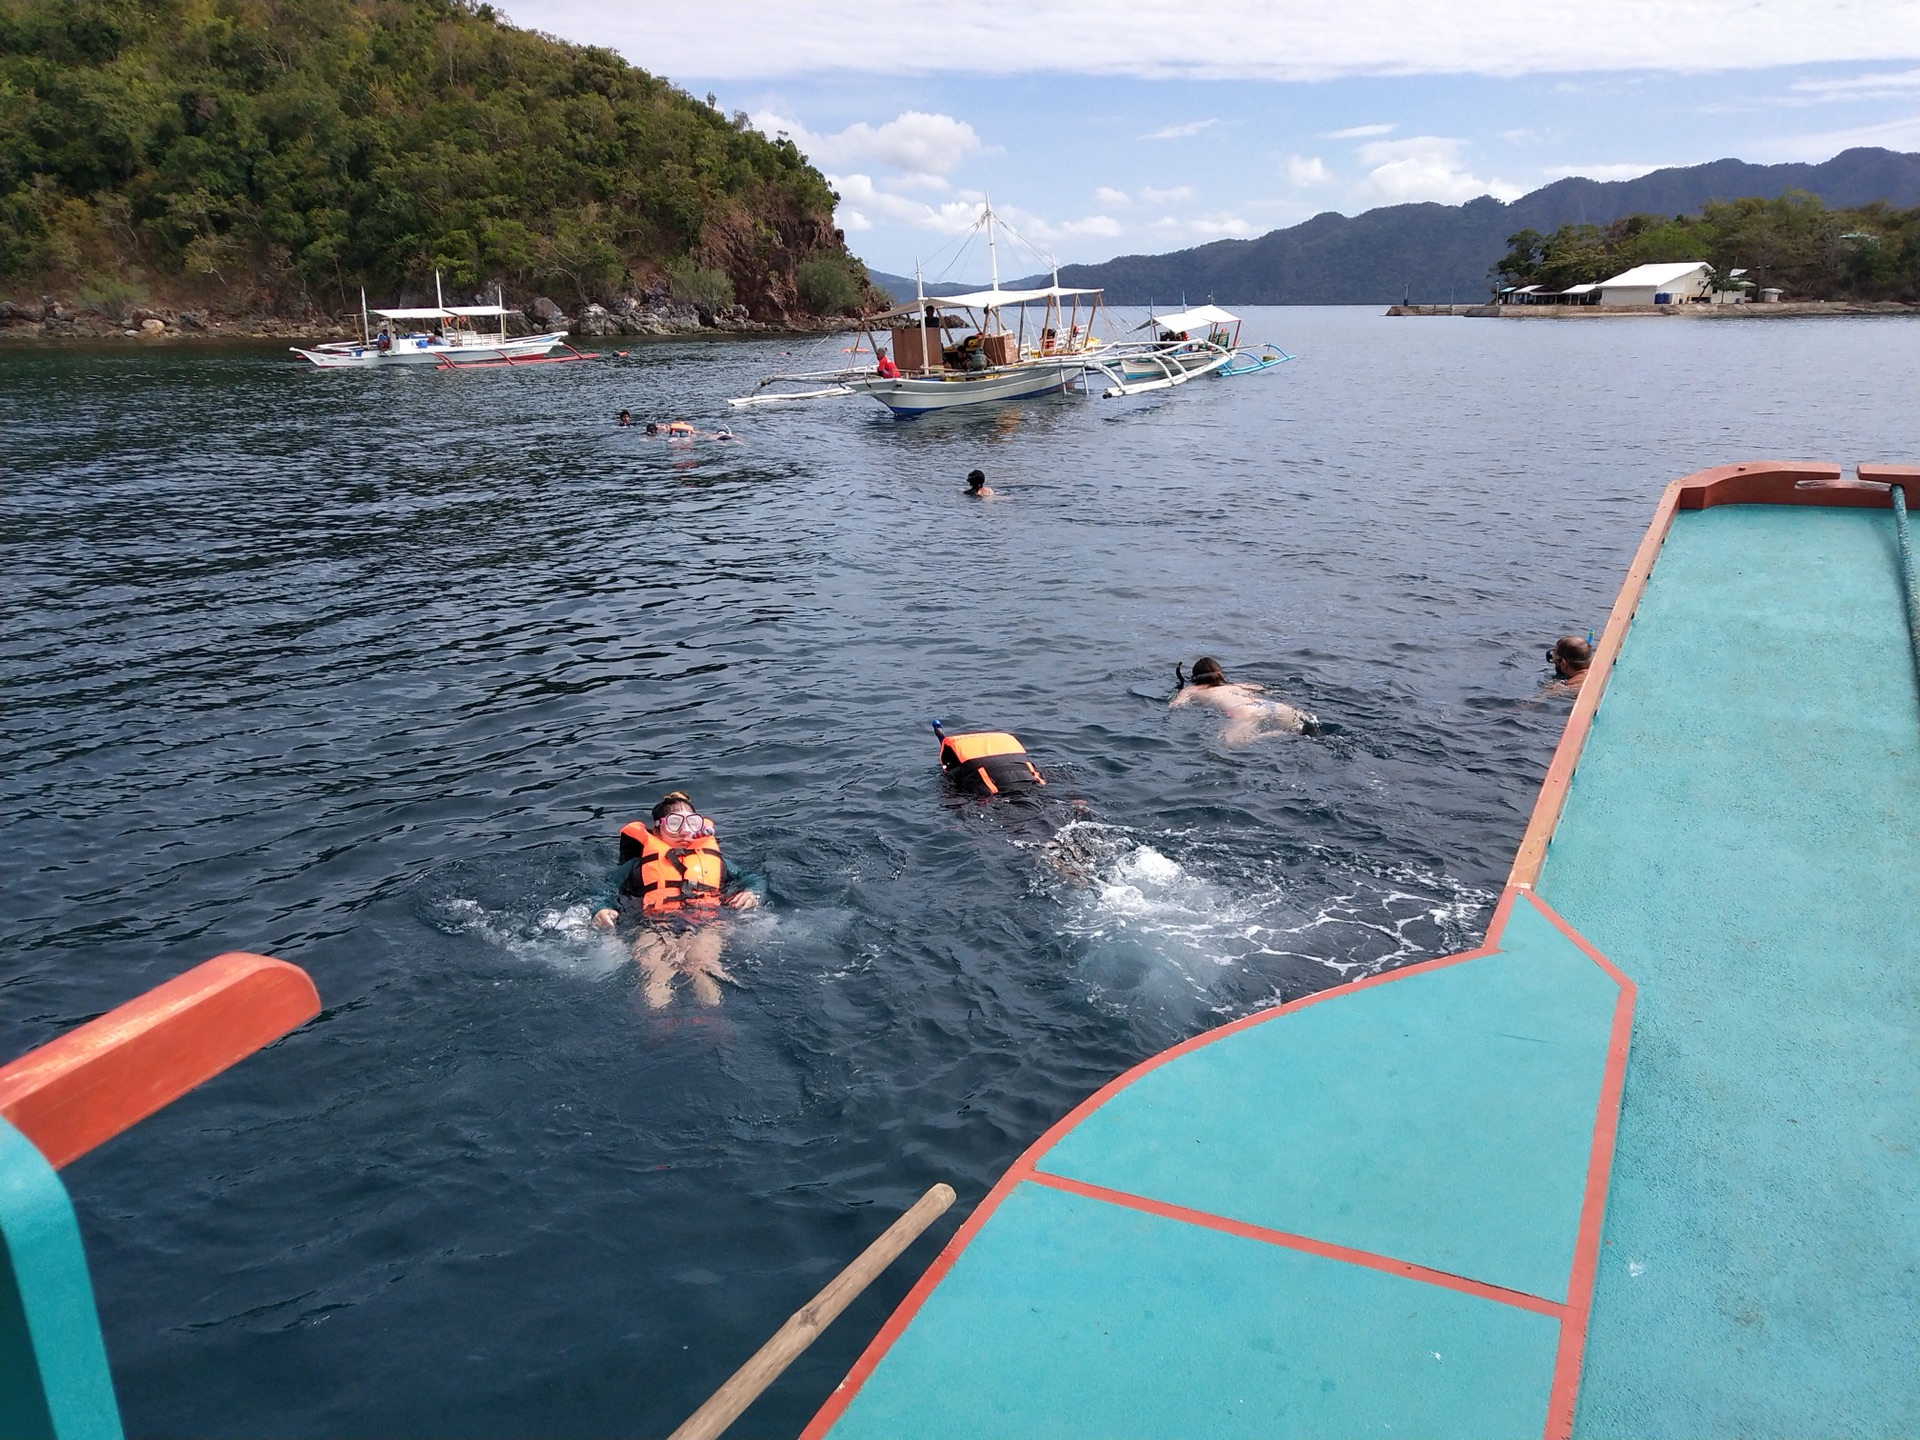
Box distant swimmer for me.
[1170,656,1316,745]
[644,420,661,435]
[618,409,633,426]
[713,427,737,442]
[590,790,764,1009]
[1546,634,1593,694]
[964,468,996,498]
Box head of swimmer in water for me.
[1547,636,1592,678]
[967,469,988,493]
[1190,657,1228,687]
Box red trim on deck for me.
[804,888,1631,1437]
[0,953,321,1168]
[1532,896,1637,1440]
[1026,1170,1568,1319]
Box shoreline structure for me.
[1389,300,1918,318]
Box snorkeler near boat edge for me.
[1170,656,1318,744]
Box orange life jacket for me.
[939,731,1046,796]
[618,822,725,915]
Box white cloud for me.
[828,173,984,235]
[1148,213,1256,239]
[1354,136,1524,203]
[755,109,982,182]
[1007,210,1123,246]
[1744,114,1920,162]
[1139,184,1194,203]
[1787,67,1920,102]
[1143,119,1219,139]
[1325,123,1395,138]
[1094,186,1132,206]
[509,0,1917,81]
[1542,162,1672,181]
[1287,154,1334,185]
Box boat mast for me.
[985,196,999,293]
[915,262,927,375]
[360,287,369,345]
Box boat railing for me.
[1,952,322,1435]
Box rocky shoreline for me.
[0,283,861,343]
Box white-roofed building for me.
[1597,262,1712,307]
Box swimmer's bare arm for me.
[592,908,619,930]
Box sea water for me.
[3,308,1915,1436]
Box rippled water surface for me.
[4,308,1915,1437]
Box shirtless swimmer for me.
[1170,656,1316,745]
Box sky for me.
[505,0,1919,278]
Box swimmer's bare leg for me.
[683,925,734,1007]
[631,930,678,1010]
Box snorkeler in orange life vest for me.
[591,791,763,1008]
[933,721,1047,797]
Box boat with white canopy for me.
[732,202,1108,417]
[291,279,574,368]
[1082,303,1293,396]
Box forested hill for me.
[1029,148,1919,305]
[0,0,874,322]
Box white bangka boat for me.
[291,280,575,369]
[1083,304,1294,396]
[732,202,1107,418]
[727,204,1294,413]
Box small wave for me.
[1046,821,1494,1015]
[422,894,631,978]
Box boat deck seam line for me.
[1020,1168,1569,1319]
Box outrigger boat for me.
[1084,303,1293,396]
[291,279,576,369]
[733,202,1108,418]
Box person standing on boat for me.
[1171,657,1316,744]
[875,348,900,379]
[1546,635,1593,693]
[964,469,996,498]
[590,791,763,1009]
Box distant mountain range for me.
[868,148,1918,306]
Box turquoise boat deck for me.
[806,464,1919,1440]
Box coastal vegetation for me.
[1494,193,1920,299]
[0,0,877,322]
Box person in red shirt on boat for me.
[590,791,763,1009]
[875,347,900,379]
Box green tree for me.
[0,0,861,316]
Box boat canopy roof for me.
[1134,304,1239,332]
[875,284,1102,319]
[371,305,517,319]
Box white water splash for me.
[1044,822,1493,1012]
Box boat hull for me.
[291,332,570,368]
[845,361,1083,417]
